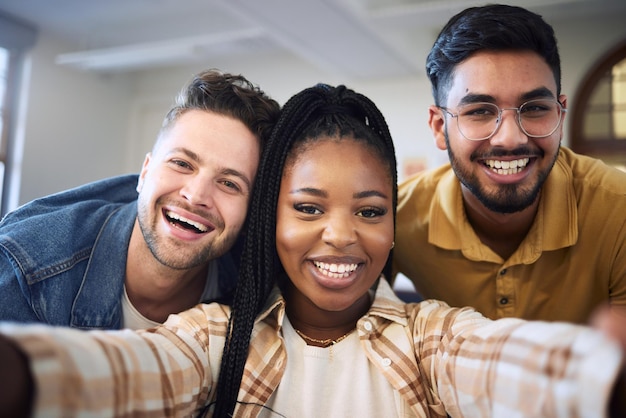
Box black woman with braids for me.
[0,84,625,417]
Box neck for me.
[462,188,539,260]
[125,269,208,323]
[284,283,372,345]
[125,225,209,323]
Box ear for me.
[558,94,568,142]
[428,105,448,150]
[136,153,151,193]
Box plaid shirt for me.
[2,279,621,417]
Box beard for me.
[444,130,559,214]
[136,198,236,270]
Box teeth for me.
[313,261,358,278]
[484,158,529,175]
[166,211,208,232]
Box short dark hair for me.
[212,83,397,417]
[426,4,561,106]
[159,69,280,150]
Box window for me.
[0,13,37,215]
[570,40,626,168]
[0,47,10,212]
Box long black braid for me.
[211,83,397,417]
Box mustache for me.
[159,199,224,228]
[470,147,543,161]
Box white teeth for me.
[484,158,529,175]
[166,211,208,232]
[313,261,358,278]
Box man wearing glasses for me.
[393,4,626,323]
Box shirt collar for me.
[367,278,409,326]
[255,286,286,328]
[429,150,578,262]
[256,278,408,331]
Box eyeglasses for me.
[439,99,567,141]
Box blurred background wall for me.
[0,0,625,207]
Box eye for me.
[294,203,322,215]
[170,159,192,170]
[461,103,498,118]
[357,206,387,218]
[520,100,554,117]
[220,179,242,193]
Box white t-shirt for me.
[263,316,400,418]
[122,261,218,329]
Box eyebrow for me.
[170,147,201,163]
[291,187,327,197]
[458,93,495,106]
[520,87,556,101]
[290,188,389,199]
[169,147,252,191]
[222,168,253,192]
[354,190,389,199]
[458,87,557,106]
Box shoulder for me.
[0,174,139,231]
[557,147,626,193]
[399,164,451,194]
[0,176,139,275]
[1,174,139,227]
[398,164,453,209]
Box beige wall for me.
[18,36,134,204]
[14,11,626,208]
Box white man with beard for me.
[393,4,626,324]
[0,69,280,329]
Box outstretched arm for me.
[0,335,33,417]
[414,301,624,418]
[610,373,626,418]
[591,305,626,417]
[0,304,226,416]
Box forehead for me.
[158,109,256,145]
[447,50,557,105]
[156,109,260,171]
[283,137,392,189]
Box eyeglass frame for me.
[438,98,567,141]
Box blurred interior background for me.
[0,0,625,213]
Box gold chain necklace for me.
[294,328,354,348]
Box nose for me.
[322,214,357,249]
[180,175,215,208]
[489,108,528,148]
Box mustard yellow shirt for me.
[394,147,626,323]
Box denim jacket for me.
[0,174,239,329]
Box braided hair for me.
[211,83,397,417]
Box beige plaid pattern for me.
[1,280,621,417]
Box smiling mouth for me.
[165,210,209,233]
[483,157,530,175]
[313,261,359,279]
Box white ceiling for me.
[1,0,625,79]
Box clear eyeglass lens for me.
[456,99,562,140]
